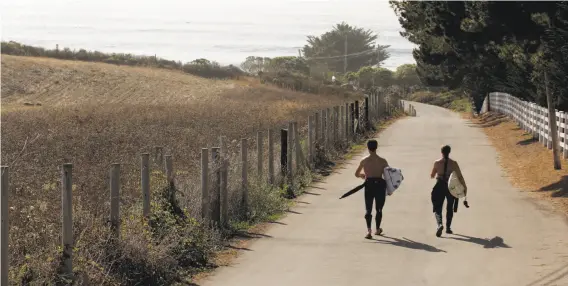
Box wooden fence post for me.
[287,123,294,176]
[268,130,275,184]
[370,94,375,121]
[293,122,305,170]
[293,122,301,171]
[201,148,209,221]
[345,103,349,141]
[165,155,173,185]
[378,94,383,118]
[376,94,380,119]
[314,112,320,147]
[336,106,340,141]
[141,153,150,217]
[1,166,8,286]
[281,129,288,177]
[257,131,263,178]
[211,147,221,226]
[220,137,229,227]
[350,103,355,139]
[355,101,360,134]
[333,106,338,144]
[328,108,332,147]
[340,106,345,140]
[365,97,370,130]
[110,163,120,238]
[241,139,249,215]
[331,107,336,146]
[546,71,561,169]
[61,163,73,280]
[308,115,313,167]
[319,109,324,145]
[322,109,328,152]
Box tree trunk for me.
[545,71,561,170]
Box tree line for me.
[240,22,422,93]
[391,1,568,111]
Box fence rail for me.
[485,92,568,158]
[0,91,406,283]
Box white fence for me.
[486,92,568,158]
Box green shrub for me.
[410,90,472,112]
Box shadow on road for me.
[310,185,327,190]
[303,191,321,196]
[373,235,446,253]
[235,232,273,239]
[466,113,508,128]
[447,234,510,248]
[227,245,253,251]
[268,221,287,225]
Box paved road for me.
[200,102,568,286]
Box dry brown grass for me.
[473,112,568,217]
[1,55,240,106]
[1,55,361,284]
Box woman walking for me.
[430,145,467,237]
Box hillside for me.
[0,55,360,284]
[2,55,256,107]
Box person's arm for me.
[430,162,437,179]
[355,159,365,179]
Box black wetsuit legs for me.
[431,180,455,228]
[364,178,386,229]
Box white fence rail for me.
[486,92,568,158]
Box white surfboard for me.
[448,171,466,198]
[383,167,403,196]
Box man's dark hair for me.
[367,140,378,151]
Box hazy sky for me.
[1,0,415,68]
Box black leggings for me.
[431,179,455,228]
[364,178,386,229]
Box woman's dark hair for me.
[441,145,451,159]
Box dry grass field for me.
[1,55,361,284]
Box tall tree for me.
[302,22,390,73]
[390,1,562,110]
[394,64,421,89]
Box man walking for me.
[354,139,390,239]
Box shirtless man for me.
[430,145,467,236]
[355,139,389,239]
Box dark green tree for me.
[302,22,390,73]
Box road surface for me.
[200,102,568,286]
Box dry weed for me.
[474,112,568,216]
[1,56,364,284]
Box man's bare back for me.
[357,154,389,179]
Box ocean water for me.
[1,0,416,70]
